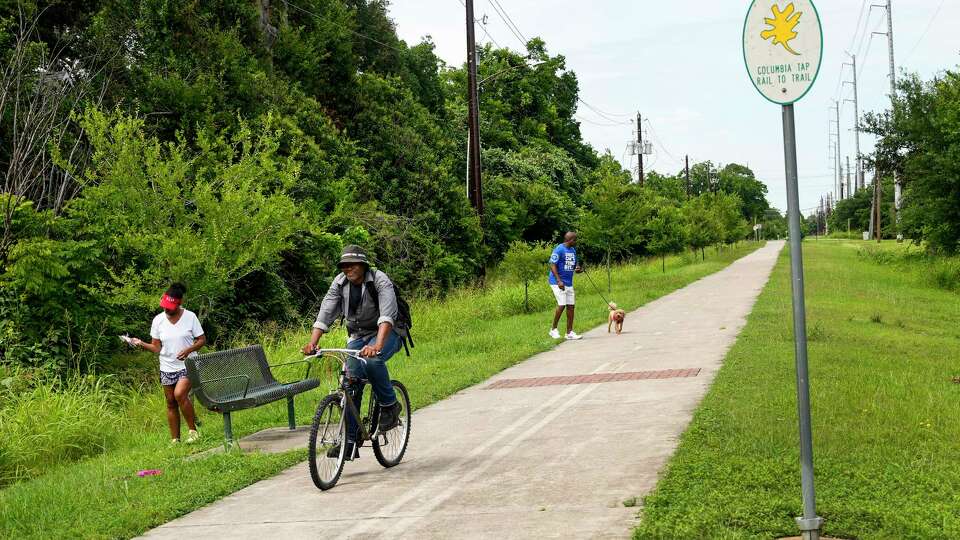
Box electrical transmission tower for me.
[872,0,900,238]
[843,53,862,192]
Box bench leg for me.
[223,411,234,450]
[287,396,296,430]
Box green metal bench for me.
[185,344,320,448]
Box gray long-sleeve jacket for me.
[313,269,398,341]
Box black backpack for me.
[368,270,415,356]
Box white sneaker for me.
[185,430,200,444]
[549,328,561,339]
[565,331,583,340]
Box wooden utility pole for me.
[636,113,644,186]
[465,0,483,216]
[685,155,690,198]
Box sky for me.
[387,0,959,215]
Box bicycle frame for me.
[306,349,383,445]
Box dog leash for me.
[580,268,614,308]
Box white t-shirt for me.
[150,309,205,373]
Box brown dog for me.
[607,302,626,334]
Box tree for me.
[579,156,647,291]
[682,195,722,260]
[717,164,770,222]
[500,241,552,311]
[862,67,960,253]
[709,192,749,246]
[645,171,686,204]
[647,204,686,272]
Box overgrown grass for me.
[0,243,762,539]
[634,240,960,539]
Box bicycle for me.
[305,348,411,490]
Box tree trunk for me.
[662,255,665,273]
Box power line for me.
[575,115,631,127]
[485,0,526,46]
[577,98,633,124]
[455,0,505,49]
[643,118,681,164]
[906,0,946,61]
[489,0,527,43]
[283,0,406,54]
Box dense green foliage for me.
[862,63,960,253]
[0,1,771,373]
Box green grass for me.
[0,243,762,539]
[634,240,960,539]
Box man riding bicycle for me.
[302,245,403,461]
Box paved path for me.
[142,241,784,540]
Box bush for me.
[931,258,960,291]
[1,110,305,373]
[499,241,553,311]
[0,375,123,486]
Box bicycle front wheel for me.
[308,394,347,490]
[373,380,411,468]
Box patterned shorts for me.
[159,369,188,386]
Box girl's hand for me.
[131,338,143,348]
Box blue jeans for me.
[344,331,401,440]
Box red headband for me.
[160,293,182,310]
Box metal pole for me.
[846,156,851,202]
[885,0,901,237]
[834,102,841,199]
[782,104,823,540]
[637,113,644,186]
[850,54,862,191]
[465,0,483,216]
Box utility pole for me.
[636,113,644,186]
[846,156,851,202]
[829,103,838,198]
[843,53,862,192]
[873,0,900,238]
[834,101,841,199]
[465,0,483,216]
[839,158,844,200]
[685,155,690,199]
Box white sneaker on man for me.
[565,331,583,340]
[549,328,562,339]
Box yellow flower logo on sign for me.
[761,3,802,55]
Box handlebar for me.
[303,348,365,364]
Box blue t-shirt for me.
[548,244,577,286]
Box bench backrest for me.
[186,345,278,407]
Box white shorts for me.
[551,285,575,306]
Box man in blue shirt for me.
[548,231,583,340]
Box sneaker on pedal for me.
[565,331,583,340]
[549,328,561,339]
[326,441,359,461]
[378,402,402,432]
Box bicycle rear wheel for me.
[372,380,411,468]
[308,394,347,490]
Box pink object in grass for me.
[137,469,162,477]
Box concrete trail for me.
[141,241,784,540]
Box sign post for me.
[743,2,823,539]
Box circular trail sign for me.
[743,0,822,105]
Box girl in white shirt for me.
[132,283,206,443]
